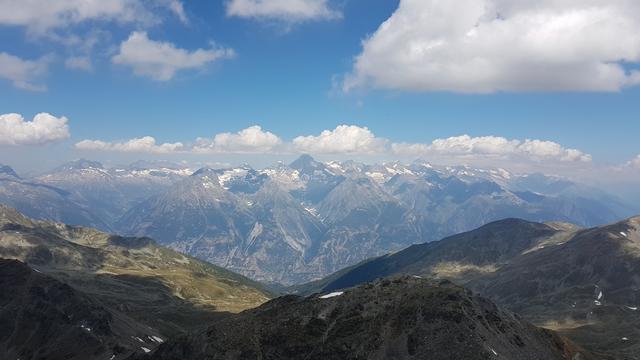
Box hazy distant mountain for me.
[0,164,109,230]
[137,276,593,360]
[0,205,270,359]
[35,159,191,226]
[294,216,640,359]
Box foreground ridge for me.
[134,276,592,360]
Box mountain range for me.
[0,156,634,284]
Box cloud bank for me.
[76,124,592,168]
[0,113,70,145]
[392,135,592,163]
[344,0,640,93]
[75,136,184,154]
[226,0,339,22]
[112,32,235,81]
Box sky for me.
[1,0,639,192]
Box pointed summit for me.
[289,154,325,175]
[0,164,19,179]
[289,154,316,167]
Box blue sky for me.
[1,0,639,178]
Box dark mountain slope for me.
[295,216,640,359]
[294,218,572,295]
[0,259,158,360]
[470,216,640,358]
[135,276,593,360]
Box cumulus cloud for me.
[75,136,184,154]
[344,0,640,93]
[0,52,48,91]
[0,0,187,32]
[112,32,235,81]
[226,0,339,22]
[392,135,591,163]
[194,126,283,153]
[0,113,70,145]
[293,125,387,154]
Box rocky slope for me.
[294,216,640,359]
[0,258,159,360]
[133,276,593,360]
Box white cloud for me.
[0,0,187,32]
[112,32,235,81]
[226,0,339,22]
[293,125,387,154]
[344,0,640,93]
[627,155,640,168]
[0,52,48,91]
[0,113,70,145]
[65,56,93,72]
[75,136,184,154]
[0,0,145,32]
[164,0,188,24]
[194,126,283,153]
[392,135,592,162]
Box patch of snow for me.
[141,347,151,353]
[365,171,386,183]
[218,168,248,188]
[320,292,344,299]
[304,206,318,216]
[489,348,498,356]
[412,275,423,279]
[626,306,638,311]
[80,324,92,332]
[110,355,116,360]
[148,335,164,343]
[620,232,628,237]
[622,337,629,341]
[597,291,603,300]
[594,300,602,306]
[133,336,145,343]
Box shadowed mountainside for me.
[131,276,594,360]
[292,216,640,359]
